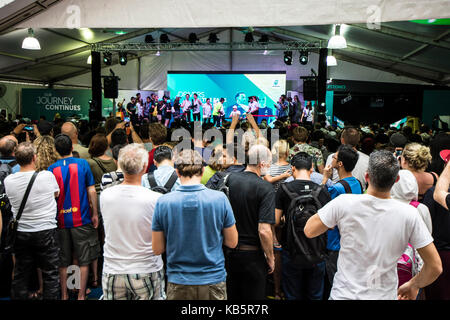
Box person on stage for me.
[192,93,202,122]
[172,96,182,125]
[275,95,289,122]
[230,105,241,119]
[127,96,138,126]
[203,98,213,124]
[226,92,247,117]
[301,101,314,127]
[213,98,225,127]
[181,93,192,122]
[162,95,172,128]
[248,96,260,118]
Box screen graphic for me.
[167,72,286,122]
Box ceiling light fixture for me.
[22,28,41,50]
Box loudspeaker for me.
[104,76,118,98]
[303,78,317,101]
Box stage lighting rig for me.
[283,51,293,65]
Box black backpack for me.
[147,171,178,194]
[281,182,328,266]
[216,173,231,199]
[0,160,17,252]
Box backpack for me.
[216,173,231,199]
[336,178,363,194]
[147,171,178,194]
[281,182,328,266]
[0,160,17,252]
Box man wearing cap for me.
[229,105,241,119]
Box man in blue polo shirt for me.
[321,144,363,292]
[152,149,238,300]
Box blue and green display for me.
[167,72,286,121]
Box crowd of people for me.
[0,104,449,301]
[114,92,313,130]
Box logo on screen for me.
[272,80,280,88]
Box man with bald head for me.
[0,135,20,173]
[61,122,90,159]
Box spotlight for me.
[263,50,269,55]
[87,54,92,65]
[283,51,292,65]
[328,24,347,49]
[299,50,308,65]
[145,35,155,43]
[155,51,161,56]
[103,52,112,65]
[208,33,219,43]
[327,55,337,66]
[244,32,254,43]
[258,34,269,43]
[119,52,127,65]
[160,33,170,43]
[188,33,199,43]
[22,28,41,50]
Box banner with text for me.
[21,88,112,120]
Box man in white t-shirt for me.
[325,126,369,190]
[229,105,241,119]
[4,142,60,299]
[305,150,442,300]
[100,143,165,300]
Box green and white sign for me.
[21,88,112,120]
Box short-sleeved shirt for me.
[318,194,433,300]
[275,179,331,247]
[326,177,363,251]
[5,171,60,232]
[48,157,96,229]
[289,143,324,169]
[226,171,276,247]
[101,185,163,274]
[141,165,181,192]
[212,103,224,116]
[423,186,450,251]
[152,184,235,285]
[268,163,291,192]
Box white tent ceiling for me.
[4,0,450,29]
[0,0,449,88]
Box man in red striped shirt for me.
[48,134,100,300]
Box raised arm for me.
[433,161,450,210]
[226,114,240,145]
[129,121,143,144]
[246,113,261,138]
[106,122,126,145]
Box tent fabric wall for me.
[15,0,450,29]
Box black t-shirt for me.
[275,179,331,247]
[227,171,276,247]
[423,186,450,251]
[127,102,136,115]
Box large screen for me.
[167,71,286,122]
